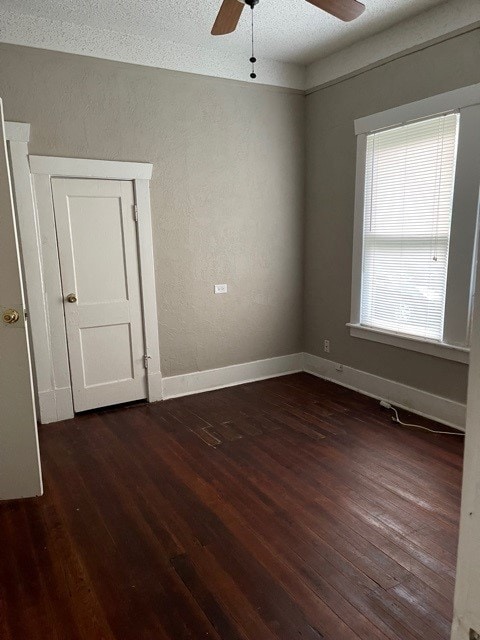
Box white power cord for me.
[379,400,465,436]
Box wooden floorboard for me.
[0,372,464,639]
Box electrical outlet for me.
[323,339,330,353]
[214,284,227,294]
[470,630,480,640]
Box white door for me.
[52,178,147,412]
[0,100,42,499]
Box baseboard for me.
[37,387,74,424]
[146,371,163,402]
[303,352,466,431]
[162,353,304,400]
[162,351,466,430]
[37,390,57,424]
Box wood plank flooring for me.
[0,373,464,640]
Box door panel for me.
[0,99,42,499]
[69,195,129,303]
[52,178,147,412]
[81,323,134,386]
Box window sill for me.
[347,324,469,364]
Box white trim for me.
[7,138,55,420]
[306,1,480,90]
[350,132,367,327]
[351,94,480,357]
[134,178,163,401]
[3,123,63,423]
[37,388,74,423]
[162,351,465,430]
[162,354,303,400]
[443,104,480,346]
[27,156,160,422]
[303,352,466,431]
[354,83,480,134]
[31,173,74,423]
[4,121,30,143]
[29,156,153,180]
[347,324,469,364]
[451,142,480,638]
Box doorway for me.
[20,156,163,422]
[52,177,147,412]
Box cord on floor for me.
[379,400,465,436]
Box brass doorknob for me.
[66,293,77,303]
[3,309,20,324]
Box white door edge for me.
[0,109,42,499]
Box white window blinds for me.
[361,112,459,341]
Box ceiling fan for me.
[211,0,366,36]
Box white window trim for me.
[350,83,480,364]
[23,155,161,423]
[347,324,469,364]
[354,84,480,135]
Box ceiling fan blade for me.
[211,0,245,35]
[306,0,365,21]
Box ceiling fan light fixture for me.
[210,0,366,80]
[247,0,258,80]
[211,0,366,35]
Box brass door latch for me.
[3,309,20,324]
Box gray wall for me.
[0,43,305,378]
[2,32,479,400]
[305,29,480,404]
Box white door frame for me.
[22,155,162,423]
[5,122,48,420]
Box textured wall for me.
[305,28,480,404]
[0,43,305,377]
[3,32,479,399]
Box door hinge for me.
[133,204,139,223]
[143,354,151,369]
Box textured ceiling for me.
[0,0,448,66]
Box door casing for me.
[21,155,162,423]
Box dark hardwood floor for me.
[0,373,464,640]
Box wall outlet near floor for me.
[323,339,330,353]
[470,630,480,640]
[214,284,228,294]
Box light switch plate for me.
[214,284,228,294]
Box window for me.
[350,87,480,364]
[361,113,459,341]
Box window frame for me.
[349,85,480,365]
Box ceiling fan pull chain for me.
[249,4,257,79]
